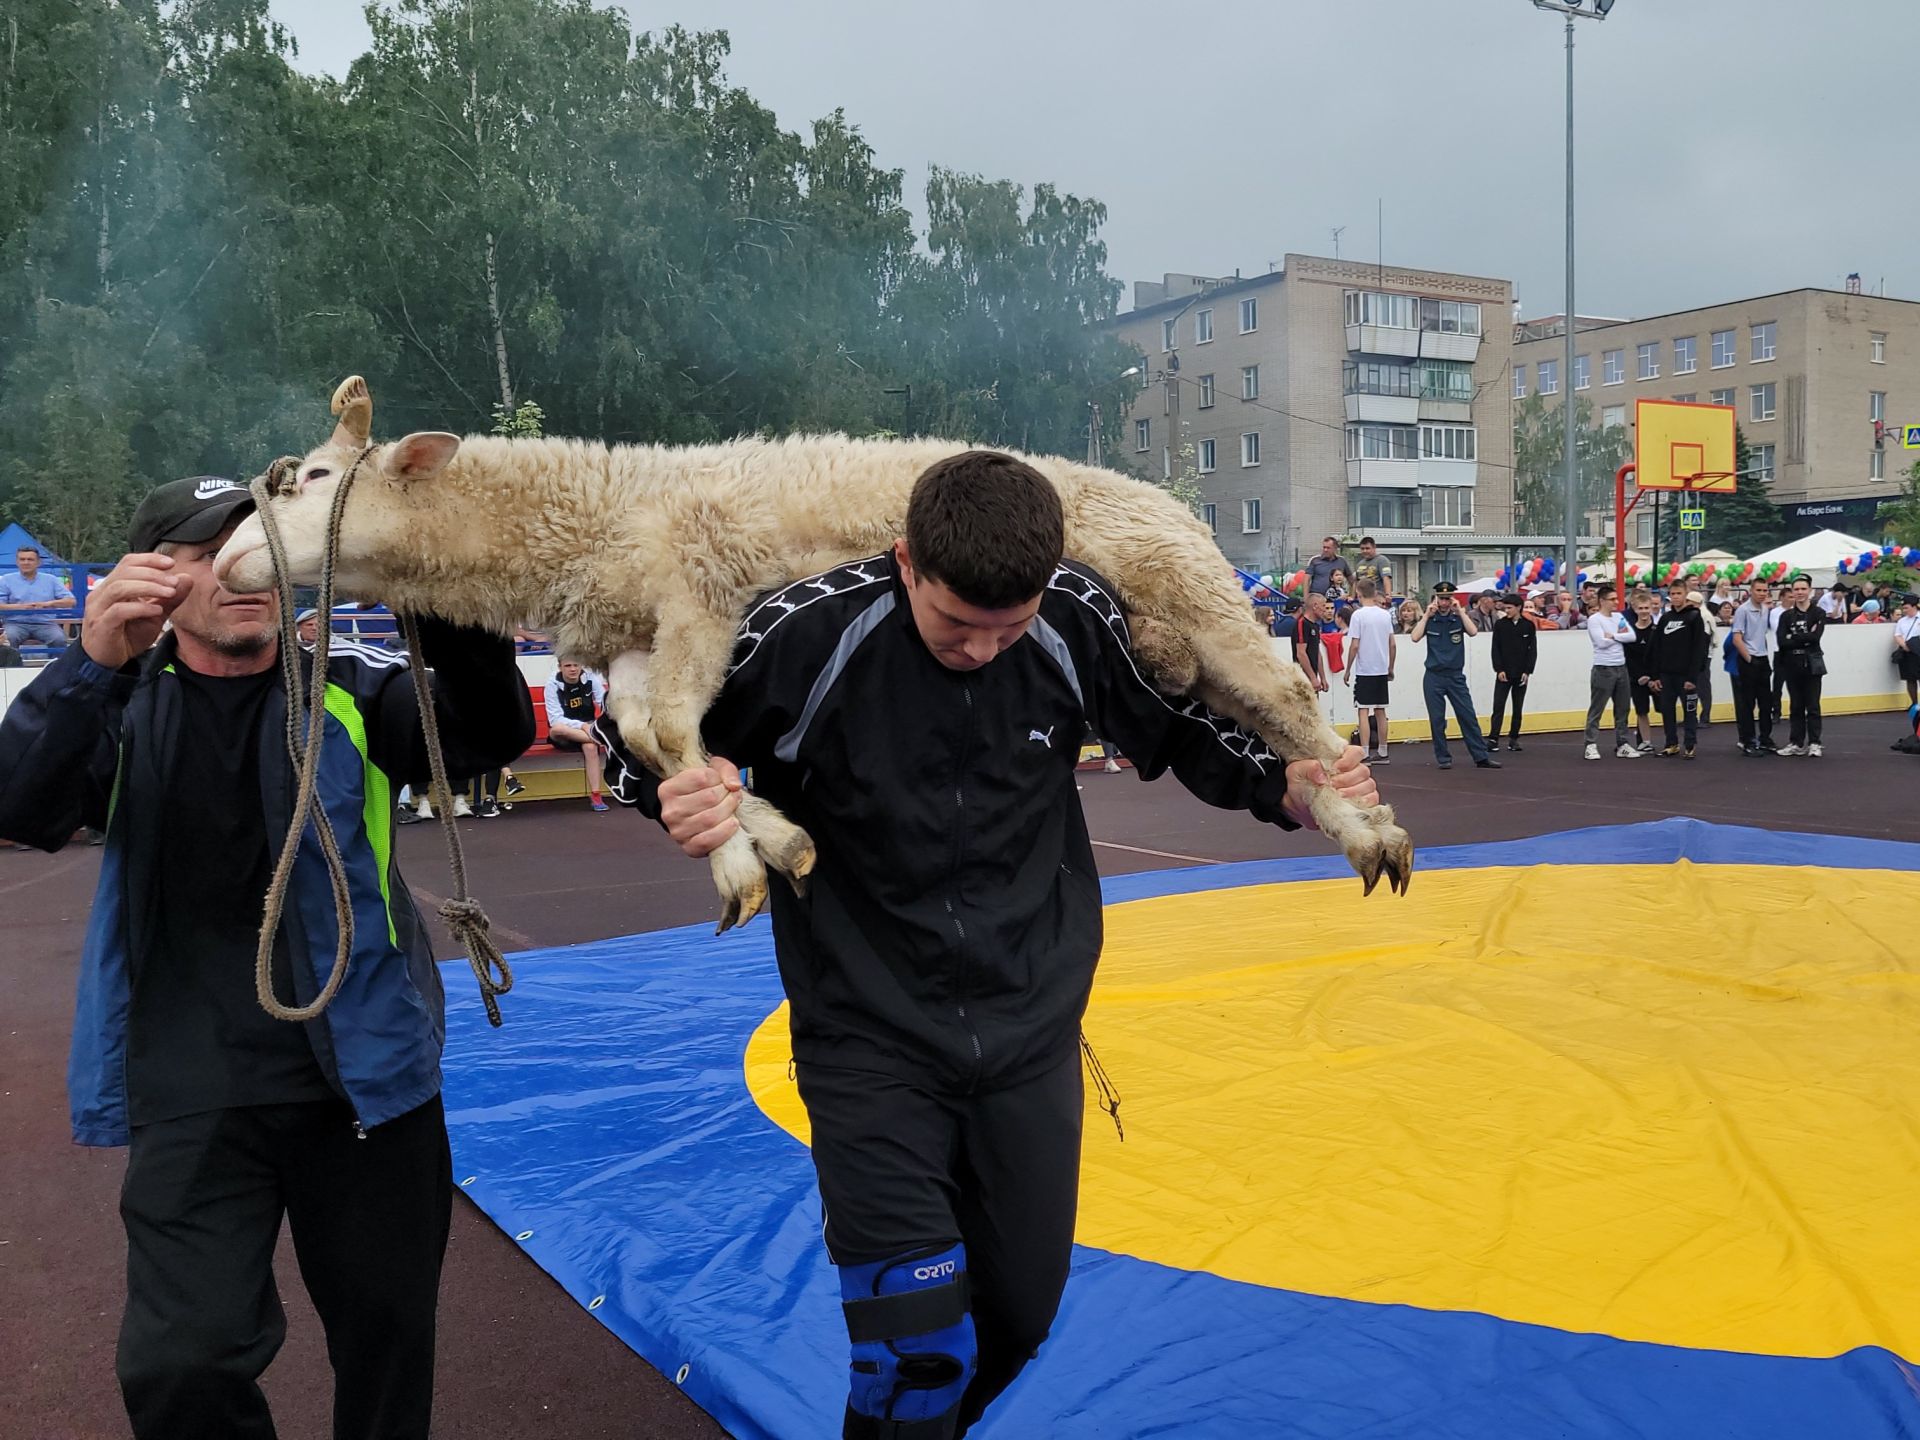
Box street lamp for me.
[1091,367,1146,466]
[1530,0,1617,579]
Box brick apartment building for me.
[1513,285,1920,546]
[1102,254,1543,591]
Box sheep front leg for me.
[615,643,816,935]
[1137,617,1414,896]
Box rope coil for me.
[248,453,512,1028]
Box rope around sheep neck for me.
[248,452,512,1027]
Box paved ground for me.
[5,710,1917,1439]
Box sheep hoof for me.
[1348,816,1415,898]
[717,872,769,933]
[764,829,817,894]
[1377,825,1415,896]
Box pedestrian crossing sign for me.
[1680,508,1706,531]
[1903,424,1920,449]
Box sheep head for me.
[215,375,461,596]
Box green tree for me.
[1511,394,1630,536]
[1,0,1141,553]
[889,168,1139,459]
[1874,459,1920,548]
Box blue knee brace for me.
[839,1243,975,1435]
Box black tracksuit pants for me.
[117,1096,452,1440]
[1658,672,1700,750]
[1782,657,1824,746]
[1734,656,1774,748]
[1490,676,1526,742]
[797,1052,1083,1438]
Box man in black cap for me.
[1408,581,1499,771]
[0,476,534,1439]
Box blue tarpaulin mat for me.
[441,820,1920,1438]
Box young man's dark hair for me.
[1596,583,1616,600]
[903,450,1065,609]
[598,448,1379,1438]
[0,476,534,1438]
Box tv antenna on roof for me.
[1331,226,1346,260]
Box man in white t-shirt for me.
[1342,578,1396,764]
[1582,584,1641,761]
[1895,592,1920,708]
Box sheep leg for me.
[623,635,816,934]
[1133,616,1414,896]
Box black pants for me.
[797,1053,1083,1438]
[1489,676,1526,741]
[1658,672,1699,750]
[117,1096,452,1440]
[1783,660,1824,746]
[1734,657,1774,748]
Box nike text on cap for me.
[127,476,257,554]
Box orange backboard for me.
[1634,398,1737,492]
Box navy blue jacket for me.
[0,626,532,1145]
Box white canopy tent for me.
[1744,530,1879,587]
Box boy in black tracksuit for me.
[1620,595,1658,754]
[1652,581,1710,756]
[600,452,1378,1439]
[1488,593,1536,751]
[1774,575,1829,754]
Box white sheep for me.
[218,377,1413,928]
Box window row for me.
[1192,434,1264,472]
[1530,321,1816,396]
[1342,290,1483,336]
[1192,366,1260,406]
[1347,360,1473,402]
[1344,489,1472,530]
[1344,424,1477,461]
[1199,500,1265,535]
[1161,297,1262,352]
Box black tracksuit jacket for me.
[605,553,1298,1092]
[1489,616,1537,678]
[1651,606,1710,678]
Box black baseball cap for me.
[128,477,256,554]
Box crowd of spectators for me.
[1249,535,1920,769]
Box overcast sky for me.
[271,0,1914,320]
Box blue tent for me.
[0,523,65,565]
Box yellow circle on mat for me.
[744,863,1920,1361]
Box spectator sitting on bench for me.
[546,657,610,812]
[1,546,74,651]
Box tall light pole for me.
[1531,0,1615,577]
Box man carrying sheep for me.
[0,477,534,1440]
[598,450,1378,1439]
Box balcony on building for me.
[1345,420,1420,489]
[1416,362,1475,423]
[1343,361,1419,424]
[1343,289,1422,360]
[1416,298,1482,363]
[1416,422,1479,491]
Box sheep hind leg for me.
[619,644,814,934]
[1136,617,1413,896]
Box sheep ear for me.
[384,432,461,482]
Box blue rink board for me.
[440,820,1920,1439]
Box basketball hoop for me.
[1613,401,1737,590]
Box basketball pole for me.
[1561,8,1578,587]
